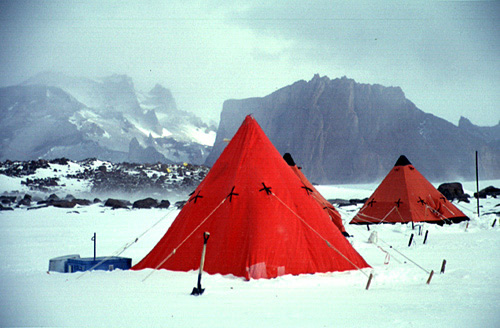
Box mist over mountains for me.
[1,72,497,184]
[207,75,499,183]
[0,72,216,164]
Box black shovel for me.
[191,231,210,296]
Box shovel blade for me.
[190,287,205,296]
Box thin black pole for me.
[476,151,480,217]
[93,232,96,261]
[408,233,414,247]
[440,259,447,274]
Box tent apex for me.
[394,155,412,167]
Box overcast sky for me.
[0,0,498,126]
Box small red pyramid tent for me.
[133,115,369,279]
[350,155,469,225]
[283,153,350,237]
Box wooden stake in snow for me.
[365,273,374,290]
[426,270,434,284]
[408,233,414,247]
[492,219,497,228]
[440,259,447,274]
[191,232,210,296]
[423,231,429,244]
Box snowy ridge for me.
[1,72,218,164]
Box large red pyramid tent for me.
[283,153,349,237]
[133,115,369,279]
[350,155,469,225]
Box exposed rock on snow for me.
[132,198,159,209]
[0,158,209,208]
[104,198,131,209]
[474,186,500,199]
[438,182,470,203]
[157,200,171,209]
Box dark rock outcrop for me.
[207,75,500,184]
[133,198,159,209]
[72,198,91,206]
[104,198,130,209]
[174,200,186,209]
[0,204,14,211]
[17,194,32,207]
[157,200,171,209]
[51,200,77,208]
[474,186,500,199]
[0,196,17,205]
[438,182,470,202]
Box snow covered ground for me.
[0,179,498,327]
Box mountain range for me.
[0,72,216,164]
[206,75,499,183]
[1,72,498,184]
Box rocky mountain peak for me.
[149,84,169,96]
[145,84,177,112]
[1,72,214,164]
[101,74,134,88]
[458,116,473,128]
[458,116,500,144]
[207,75,500,183]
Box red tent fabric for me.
[350,155,469,225]
[283,153,349,236]
[133,115,369,279]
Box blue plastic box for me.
[67,256,132,272]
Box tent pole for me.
[92,232,96,261]
[476,151,480,218]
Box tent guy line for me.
[337,205,432,274]
[75,206,178,281]
[350,222,433,276]
[352,206,399,224]
[269,191,371,279]
[142,197,228,282]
